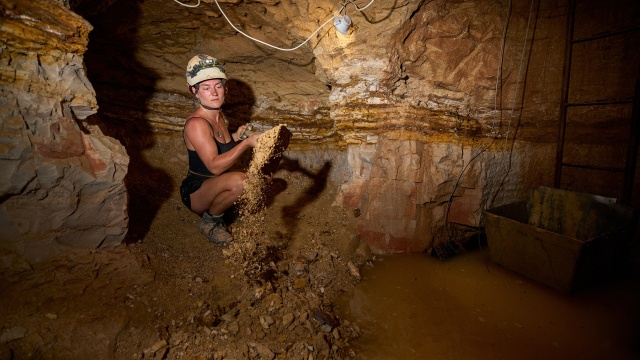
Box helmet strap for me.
[201,103,221,111]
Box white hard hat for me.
[185,54,227,86]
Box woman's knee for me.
[229,172,246,195]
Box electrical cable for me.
[504,0,536,143]
[445,0,514,192]
[443,0,537,243]
[445,0,513,207]
[493,0,512,135]
[173,0,376,52]
[173,0,200,8]
[212,0,341,52]
[348,0,376,11]
[484,0,540,214]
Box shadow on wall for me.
[223,78,258,169]
[74,1,172,244]
[226,156,333,237]
[225,78,256,131]
[277,157,332,236]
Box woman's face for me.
[195,79,226,108]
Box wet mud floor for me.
[336,250,640,360]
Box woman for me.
[180,54,260,245]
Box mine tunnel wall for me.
[1,0,638,262]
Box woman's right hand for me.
[245,133,261,148]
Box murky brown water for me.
[335,248,640,360]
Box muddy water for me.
[335,248,640,360]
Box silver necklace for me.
[212,121,222,138]
[213,115,224,138]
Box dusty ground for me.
[0,136,372,359]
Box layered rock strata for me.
[73,0,565,254]
[4,0,633,256]
[0,0,129,263]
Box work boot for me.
[198,212,232,246]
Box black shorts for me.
[179,172,212,210]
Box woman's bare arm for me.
[185,119,258,175]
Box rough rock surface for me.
[68,0,587,254]
[0,0,129,263]
[2,0,638,261]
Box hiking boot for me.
[198,212,232,246]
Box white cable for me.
[349,0,376,12]
[173,0,200,8]
[214,0,339,51]
[173,0,376,52]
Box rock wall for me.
[334,138,556,253]
[0,0,129,264]
[39,0,638,254]
[70,0,572,253]
[320,0,564,253]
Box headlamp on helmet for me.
[186,54,227,86]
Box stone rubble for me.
[134,226,367,359]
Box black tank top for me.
[185,117,237,176]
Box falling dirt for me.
[0,133,372,359]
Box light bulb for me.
[333,15,352,35]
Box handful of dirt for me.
[250,124,291,177]
[239,124,291,216]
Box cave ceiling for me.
[67,0,415,144]
[63,0,584,147]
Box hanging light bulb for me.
[333,15,352,35]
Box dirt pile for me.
[237,124,292,217]
[158,237,365,359]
